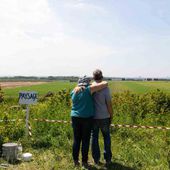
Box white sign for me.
[19,91,38,105]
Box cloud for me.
[0,0,63,56]
[63,0,107,15]
[0,35,114,76]
[0,0,113,76]
[1,0,170,77]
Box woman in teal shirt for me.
[70,76,108,168]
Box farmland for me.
[2,80,170,97]
[0,81,170,170]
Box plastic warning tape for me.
[28,121,32,137]
[110,124,170,130]
[0,119,170,130]
[0,119,23,122]
[33,118,70,124]
[33,119,170,130]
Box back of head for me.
[78,75,91,87]
[93,69,103,81]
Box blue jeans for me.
[72,116,93,163]
[91,118,112,163]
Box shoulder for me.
[70,90,74,96]
[70,90,77,99]
[103,87,111,95]
[99,86,109,92]
[85,86,91,94]
[104,87,110,91]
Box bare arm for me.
[73,86,85,94]
[73,81,108,94]
[90,81,108,94]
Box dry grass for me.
[0,82,47,89]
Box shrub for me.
[112,90,170,126]
[0,85,4,103]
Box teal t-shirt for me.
[70,86,94,118]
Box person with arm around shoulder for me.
[70,75,108,168]
[91,69,113,166]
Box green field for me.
[0,81,170,170]
[3,81,170,97]
[3,81,76,97]
[109,81,170,93]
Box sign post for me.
[25,105,30,137]
[19,91,37,137]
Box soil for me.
[0,82,47,89]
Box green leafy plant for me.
[0,85,4,103]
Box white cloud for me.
[1,0,170,77]
[0,0,63,56]
[64,0,107,15]
[0,35,114,76]
[0,0,113,76]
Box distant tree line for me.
[120,78,170,81]
[0,76,79,82]
[0,76,169,82]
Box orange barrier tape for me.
[110,124,170,130]
[33,118,70,124]
[32,119,170,131]
[1,119,170,131]
[0,119,23,122]
[28,121,32,137]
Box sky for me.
[0,0,170,77]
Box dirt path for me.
[0,82,47,89]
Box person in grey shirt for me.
[91,69,113,166]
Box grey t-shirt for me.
[93,87,111,119]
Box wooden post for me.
[25,105,29,137]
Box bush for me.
[0,89,169,169]
[0,85,4,103]
[112,90,170,126]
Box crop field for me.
[0,81,170,170]
[2,80,170,97]
[109,81,170,93]
[1,81,76,97]
[0,82,47,89]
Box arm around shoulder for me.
[90,81,108,94]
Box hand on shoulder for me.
[73,86,85,94]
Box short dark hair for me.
[93,69,103,80]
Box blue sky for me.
[0,0,170,77]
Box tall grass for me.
[0,83,170,169]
